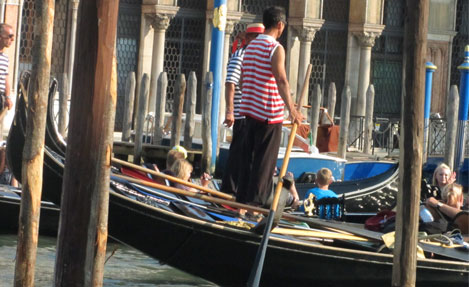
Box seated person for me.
[170,159,211,192]
[426,183,465,219]
[425,183,468,234]
[238,170,300,217]
[431,163,456,198]
[301,168,340,219]
[303,168,337,201]
[269,171,300,209]
[146,145,187,185]
[0,142,18,187]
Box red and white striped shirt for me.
[239,35,285,124]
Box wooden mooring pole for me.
[54,0,119,285]
[327,82,336,120]
[153,72,168,145]
[392,0,429,286]
[14,0,55,285]
[202,72,213,173]
[183,71,197,149]
[134,74,149,164]
[122,71,136,142]
[337,86,351,159]
[444,85,459,170]
[170,74,186,147]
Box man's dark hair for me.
[263,6,286,29]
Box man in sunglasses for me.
[0,23,14,111]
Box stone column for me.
[219,20,235,126]
[0,0,5,22]
[296,26,317,116]
[148,14,170,115]
[353,32,379,118]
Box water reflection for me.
[0,234,217,286]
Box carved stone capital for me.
[149,14,170,31]
[293,26,317,42]
[225,20,235,35]
[300,27,317,42]
[353,32,380,47]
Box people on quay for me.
[220,22,265,196]
[236,6,304,207]
[0,23,14,111]
[170,158,211,192]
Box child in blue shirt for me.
[302,168,340,219]
[304,168,337,200]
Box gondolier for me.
[221,22,264,195]
[236,6,304,206]
[0,23,14,112]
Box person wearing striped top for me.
[221,23,264,195]
[236,6,304,206]
[0,23,14,110]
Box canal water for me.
[0,234,217,286]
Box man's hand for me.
[223,111,234,128]
[289,109,304,125]
[5,98,12,110]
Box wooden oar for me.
[113,173,269,215]
[112,157,234,201]
[271,227,369,241]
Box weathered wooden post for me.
[296,64,312,116]
[184,71,197,149]
[392,0,429,285]
[54,0,119,285]
[327,82,336,120]
[337,86,351,159]
[122,71,136,142]
[363,84,375,154]
[58,73,69,137]
[309,84,321,146]
[170,74,186,147]
[444,85,459,170]
[153,72,168,145]
[14,0,55,285]
[202,72,213,173]
[133,74,149,164]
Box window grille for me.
[164,16,205,113]
[450,0,469,86]
[371,0,404,118]
[242,0,288,15]
[177,0,206,10]
[115,3,141,131]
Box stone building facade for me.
[3,0,468,131]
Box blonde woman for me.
[432,163,456,190]
[170,159,210,192]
